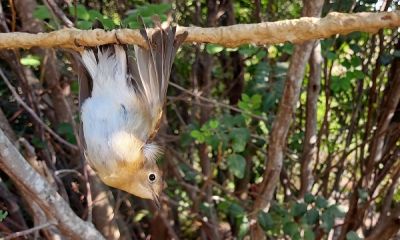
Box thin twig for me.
[2,222,55,240]
[169,82,269,122]
[0,69,79,151]
[54,169,84,179]
[43,0,74,28]
[7,0,15,32]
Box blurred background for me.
[0,0,399,239]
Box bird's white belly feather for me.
[81,96,149,172]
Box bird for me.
[78,20,187,207]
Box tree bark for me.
[0,128,105,239]
[0,11,397,49]
[250,0,324,239]
[299,42,322,198]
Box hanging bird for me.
[78,21,187,206]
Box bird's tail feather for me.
[128,21,187,137]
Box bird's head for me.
[96,132,164,207]
[101,140,164,207]
[126,160,163,207]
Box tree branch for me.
[0,11,398,50]
[250,0,324,238]
[0,128,105,239]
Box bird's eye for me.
[148,173,156,183]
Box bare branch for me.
[0,128,105,239]
[250,0,324,238]
[0,11,397,49]
[2,222,55,240]
[299,42,322,197]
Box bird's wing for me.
[78,54,92,151]
[127,22,188,140]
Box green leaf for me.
[379,52,393,65]
[57,123,73,135]
[57,123,76,144]
[292,202,307,217]
[227,154,246,179]
[230,128,250,152]
[326,205,345,218]
[149,3,172,14]
[346,231,362,240]
[229,202,245,219]
[305,208,319,225]
[238,218,250,239]
[77,20,93,30]
[251,94,262,107]
[133,209,149,222]
[358,188,368,202]
[350,56,362,66]
[0,210,8,222]
[321,209,335,231]
[270,203,289,218]
[69,4,90,21]
[34,5,51,20]
[20,55,41,67]
[128,21,141,29]
[326,51,337,60]
[315,196,328,209]
[283,221,298,237]
[217,200,231,214]
[206,44,224,54]
[257,211,274,231]
[32,137,45,149]
[331,75,352,93]
[190,130,205,143]
[304,193,315,204]
[99,18,115,30]
[70,80,79,94]
[352,70,365,79]
[209,119,219,129]
[239,45,258,57]
[304,228,315,240]
[88,9,103,21]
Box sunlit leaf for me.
[133,209,149,222]
[20,55,41,67]
[206,44,224,54]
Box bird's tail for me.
[128,20,188,138]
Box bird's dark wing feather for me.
[127,22,187,140]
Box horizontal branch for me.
[0,11,398,50]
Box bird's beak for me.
[150,187,161,209]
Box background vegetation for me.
[0,0,399,239]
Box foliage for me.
[0,210,7,222]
